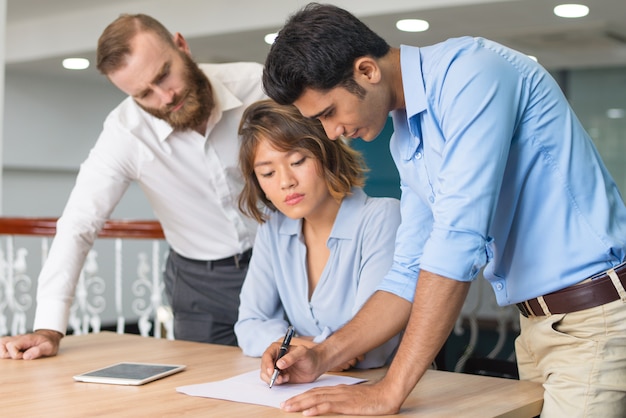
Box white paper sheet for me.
[176,369,367,409]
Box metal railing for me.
[0,217,172,339]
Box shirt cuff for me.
[377,264,419,303]
[420,228,489,281]
[33,299,70,335]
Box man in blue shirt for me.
[259,3,626,417]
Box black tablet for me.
[73,362,186,386]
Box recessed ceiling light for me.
[62,58,90,70]
[264,33,278,45]
[396,19,429,33]
[606,108,625,119]
[553,4,589,18]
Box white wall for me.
[0,0,6,211]
[2,70,151,218]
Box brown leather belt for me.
[517,262,626,317]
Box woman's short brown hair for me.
[238,99,367,223]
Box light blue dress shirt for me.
[236,188,401,368]
[378,37,626,306]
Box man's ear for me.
[173,32,191,56]
[354,57,381,84]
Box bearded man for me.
[0,14,266,359]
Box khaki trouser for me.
[515,298,626,417]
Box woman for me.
[235,99,401,369]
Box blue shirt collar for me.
[400,45,427,119]
[392,45,427,160]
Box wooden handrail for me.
[0,217,165,239]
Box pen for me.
[269,325,294,388]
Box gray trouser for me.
[164,249,251,346]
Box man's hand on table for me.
[0,329,63,360]
[280,378,403,416]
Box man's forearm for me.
[315,290,412,372]
[381,271,470,402]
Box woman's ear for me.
[354,57,381,84]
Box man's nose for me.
[321,120,343,140]
[153,85,176,106]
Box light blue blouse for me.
[235,188,401,368]
[378,38,626,305]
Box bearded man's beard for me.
[139,53,213,131]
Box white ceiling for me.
[5,0,626,85]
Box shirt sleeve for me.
[234,223,289,357]
[419,46,521,281]
[33,125,135,334]
[377,181,433,302]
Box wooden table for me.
[0,332,543,417]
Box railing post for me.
[115,238,124,334]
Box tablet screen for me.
[73,362,186,386]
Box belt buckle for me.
[233,254,240,269]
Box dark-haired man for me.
[1,14,265,359]
[260,3,626,417]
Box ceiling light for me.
[553,4,589,18]
[396,19,429,33]
[62,58,90,70]
[606,108,625,119]
[264,33,278,45]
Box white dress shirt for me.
[34,62,267,333]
